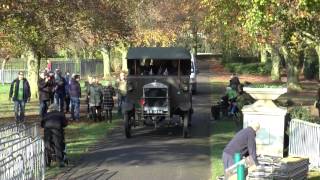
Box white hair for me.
[249,122,260,131]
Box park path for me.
[56,59,216,180]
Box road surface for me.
[58,59,214,180]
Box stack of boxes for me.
[247,156,309,180]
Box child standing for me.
[102,82,115,123]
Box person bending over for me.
[222,122,260,173]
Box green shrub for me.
[303,48,319,80]
[289,106,316,123]
[224,62,271,75]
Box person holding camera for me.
[38,71,51,118]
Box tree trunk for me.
[117,42,128,72]
[282,47,301,90]
[73,49,80,74]
[260,47,268,64]
[266,45,281,81]
[101,47,111,78]
[26,50,38,99]
[316,45,320,80]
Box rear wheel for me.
[124,113,132,138]
[183,112,191,138]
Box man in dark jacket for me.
[229,73,241,91]
[64,72,71,113]
[9,71,31,123]
[38,71,51,118]
[69,74,81,121]
[41,104,68,167]
[222,122,260,172]
[47,70,55,104]
[54,69,66,112]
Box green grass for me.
[308,170,320,179]
[0,84,10,102]
[224,62,272,75]
[45,119,119,178]
[210,119,237,179]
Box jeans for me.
[222,152,234,173]
[14,100,25,123]
[117,95,126,114]
[54,93,64,112]
[65,95,70,112]
[40,100,49,118]
[70,97,80,120]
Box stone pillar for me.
[242,87,287,157]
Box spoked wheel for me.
[124,113,132,138]
[183,111,191,138]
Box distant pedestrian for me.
[64,72,71,113]
[88,77,103,121]
[85,76,93,119]
[102,82,115,122]
[69,74,81,121]
[48,71,55,104]
[115,72,127,114]
[38,71,51,118]
[229,73,241,91]
[9,71,30,123]
[54,69,66,112]
[47,60,52,72]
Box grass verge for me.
[210,119,236,180]
[45,119,119,179]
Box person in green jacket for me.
[9,71,31,123]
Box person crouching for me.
[41,104,68,167]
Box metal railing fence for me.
[1,59,103,84]
[289,119,320,169]
[0,123,45,180]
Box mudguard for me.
[121,102,134,114]
[178,102,192,112]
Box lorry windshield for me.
[128,59,191,76]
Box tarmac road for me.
[58,59,214,180]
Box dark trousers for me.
[104,109,112,122]
[117,95,126,114]
[54,93,64,112]
[40,100,49,118]
[14,100,25,123]
[90,106,101,121]
[222,152,234,173]
[70,97,80,120]
[44,128,64,163]
[65,95,70,112]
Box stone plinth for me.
[243,87,287,157]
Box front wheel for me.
[124,113,132,138]
[183,112,191,138]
